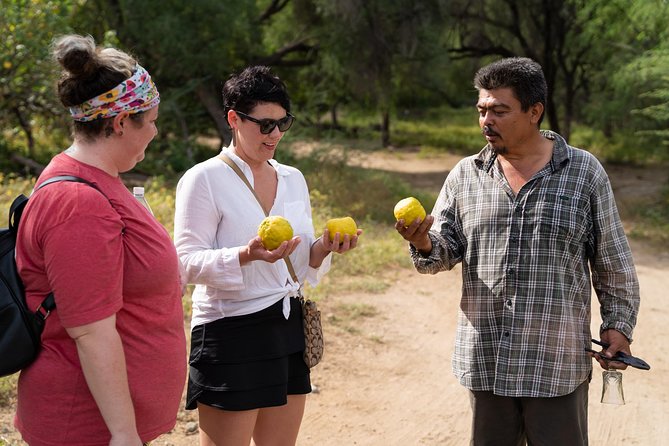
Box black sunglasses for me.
[234,110,295,134]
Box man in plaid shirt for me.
[396,57,639,445]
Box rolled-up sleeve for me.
[410,169,463,275]
[590,174,640,340]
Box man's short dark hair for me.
[474,57,547,125]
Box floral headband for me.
[69,64,160,122]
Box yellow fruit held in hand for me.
[394,197,426,227]
[325,216,358,242]
[258,216,293,250]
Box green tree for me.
[71,0,318,161]
[446,0,665,141]
[0,0,72,161]
[616,49,669,154]
[585,0,669,157]
[68,0,254,152]
[299,0,446,147]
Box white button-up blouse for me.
[174,148,331,328]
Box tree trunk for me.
[563,83,574,142]
[330,103,339,128]
[172,101,194,164]
[381,109,390,148]
[13,107,35,158]
[195,81,231,147]
[545,87,561,136]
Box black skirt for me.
[186,297,311,411]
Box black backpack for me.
[0,175,100,377]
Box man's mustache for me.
[482,125,499,137]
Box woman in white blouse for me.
[174,65,361,446]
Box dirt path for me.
[2,151,668,446]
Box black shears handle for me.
[585,338,650,371]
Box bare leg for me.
[198,402,259,446]
[251,395,307,446]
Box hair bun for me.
[53,34,99,78]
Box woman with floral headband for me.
[14,34,186,445]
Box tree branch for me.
[10,153,45,175]
[252,41,318,67]
[12,107,35,158]
[448,45,516,60]
[195,81,231,146]
[258,0,291,23]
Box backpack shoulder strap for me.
[33,174,111,209]
[8,194,29,233]
[35,292,56,323]
[7,176,95,234]
[35,175,103,194]
[24,175,110,316]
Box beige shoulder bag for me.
[219,153,324,368]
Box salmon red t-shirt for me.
[14,153,187,445]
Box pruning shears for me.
[585,338,651,371]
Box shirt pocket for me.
[537,193,588,243]
[283,200,313,235]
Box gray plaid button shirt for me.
[411,131,639,397]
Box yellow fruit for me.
[325,216,358,242]
[258,216,293,250]
[394,197,426,227]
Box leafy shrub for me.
[290,144,436,225]
[390,106,483,153]
[0,375,18,408]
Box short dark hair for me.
[222,66,291,123]
[473,57,547,125]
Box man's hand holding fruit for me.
[393,197,434,254]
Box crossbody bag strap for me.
[219,153,300,285]
[283,255,300,286]
[218,154,266,212]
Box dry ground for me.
[2,149,668,446]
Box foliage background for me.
[1,0,668,170]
